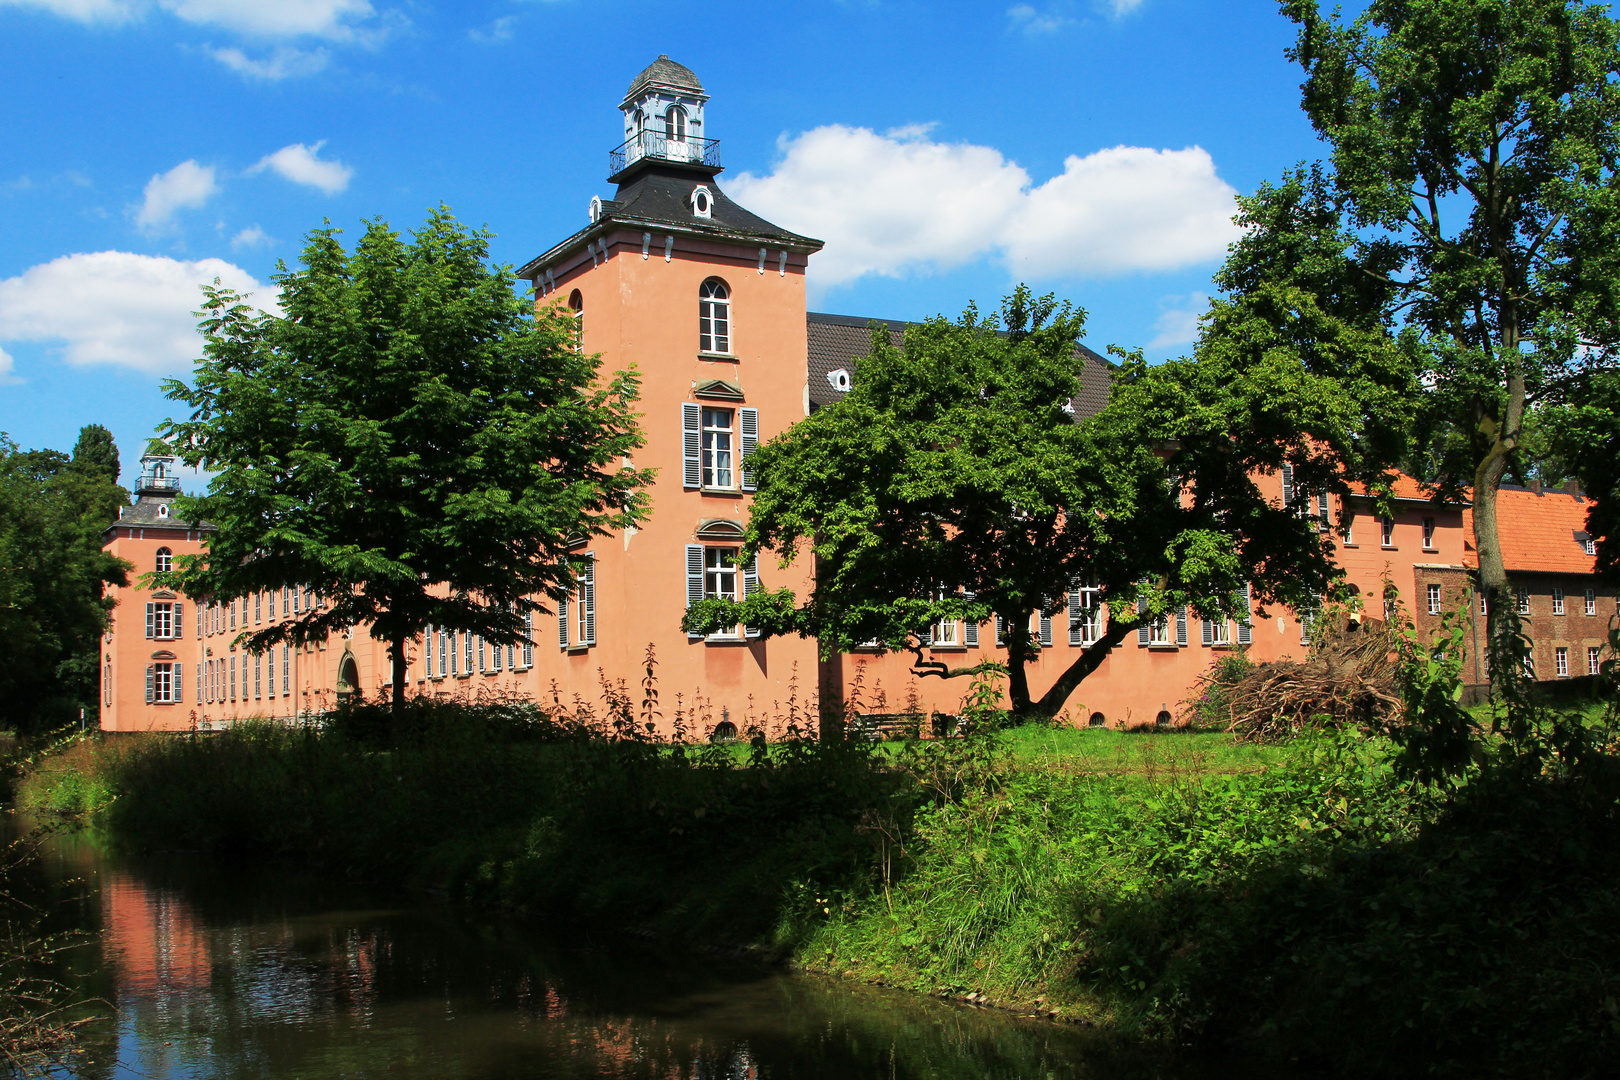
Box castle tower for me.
[514,58,825,736]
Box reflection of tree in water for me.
[49,840,1195,1080]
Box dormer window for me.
[691,185,713,219]
[826,368,851,392]
[157,504,169,518]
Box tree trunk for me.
[1028,618,1133,721]
[1473,346,1527,700]
[1003,614,1035,715]
[389,630,408,716]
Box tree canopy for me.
[160,208,651,712]
[1275,0,1620,670]
[0,428,129,730]
[684,286,1411,719]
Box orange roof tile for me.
[1348,471,1467,504]
[1460,486,1597,575]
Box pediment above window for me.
[150,650,176,660]
[152,590,178,600]
[695,519,745,541]
[693,379,744,401]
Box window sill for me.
[1147,643,1180,651]
[565,645,592,654]
[1423,547,1438,553]
[928,644,968,652]
[698,486,745,496]
[697,351,738,362]
[705,635,749,646]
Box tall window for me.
[282,645,290,695]
[147,662,178,704]
[1426,583,1441,615]
[1422,517,1436,549]
[705,547,739,603]
[1553,586,1565,615]
[1555,646,1569,677]
[928,587,961,646]
[702,408,734,488]
[1209,616,1232,646]
[1592,647,1603,676]
[1070,578,1101,646]
[155,547,172,573]
[666,104,687,142]
[145,601,178,640]
[567,290,583,351]
[1587,588,1598,616]
[1586,537,1598,555]
[699,279,730,354]
[1518,588,1531,615]
[575,558,595,647]
[1380,516,1395,547]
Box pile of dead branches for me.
[1181,611,1403,741]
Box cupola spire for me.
[611,55,719,181]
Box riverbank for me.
[16,696,1620,1078]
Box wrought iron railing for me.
[136,473,181,494]
[609,131,721,175]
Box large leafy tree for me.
[0,429,130,730]
[161,208,651,713]
[1277,0,1620,676]
[685,286,1411,719]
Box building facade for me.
[97,58,1614,735]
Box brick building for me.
[96,57,1614,734]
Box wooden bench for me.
[848,712,962,740]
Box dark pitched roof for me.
[805,312,1116,416]
[609,171,814,246]
[517,170,821,279]
[625,55,704,102]
[104,494,209,534]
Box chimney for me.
[1530,478,1543,494]
[1565,479,1581,496]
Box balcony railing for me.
[609,131,721,175]
[136,473,181,494]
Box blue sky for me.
[0,0,1326,484]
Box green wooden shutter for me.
[739,407,759,491]
[145,665,154,703]
[145,602,154,639]
[682,403,702,488]
[582,555,596,646]
[1068,580,1084,647]
[558,590,570,649]
[1238,583,1253,644]
[743,555,760,639]
[963,590,978,647]
[686,545,706,639]
[1175,606,1188,647]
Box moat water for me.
[18,821,1270,1080]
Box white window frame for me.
[1422,517,1436,549]
[1555,646,1569,677]
[152,662,176,703]
[1209,617,1232,646]
[1591,647,1603,675]
[1070,578,1101,647]
[1426,583,1441,616]
[1148,613,1173,646]
[1586,537,1598,555]
[1381,516,1395,547]
[155,547,172,573]
[701,407,735,490]
[1518,588,1531,616]
[1553,586,1565,615]
[1586,588,1597,616]
[704,546,742,638]
[699,279,730,354]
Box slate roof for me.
[805,311,1116,415]
[1462,485,1598,575]
[625,55,704,103]
[607,171,813,245]
[104,493,210,535]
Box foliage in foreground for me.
[23,649,1620,1077]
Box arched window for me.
[666,105,687,143]
[155,547,172,574]
[633,109,646,136]
[699,279,730,354]
[568,289,583,350]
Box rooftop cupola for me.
[135,451,181,500]
[611,55,720,182]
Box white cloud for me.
[1007,4,1071,35]
[730,126,1240,289]
[159,0,375,38]
[0,345,20,386]
[207,44,330,79]
[468,15,516,43]
[2,0,381,35]
[1109,0,1145,14]
[230,225,270,249]
[1147,292,1209,349]
[1003,146,1240,276]
[134,159,218,231]
[0,251,269,375]
[247,141,353,194]
[0,0,138,24]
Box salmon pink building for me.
[96,57,1613,735]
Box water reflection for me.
[24,827,1253,1080]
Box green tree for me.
[0,433,130,730]
[1554,369,1620,578]
[160,208,652,714]
[70,423,120,484]
[684,287,1410,719]
[1277,0,1620,681]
